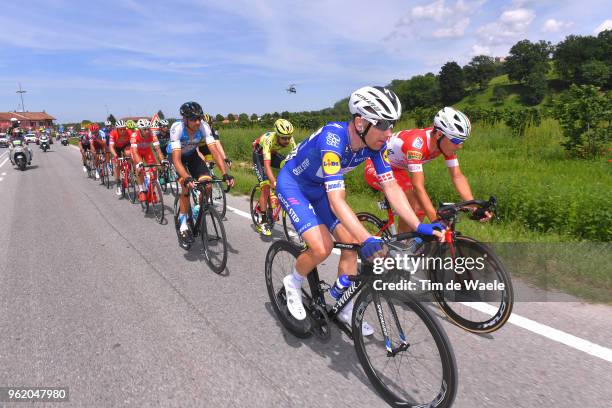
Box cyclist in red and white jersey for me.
[131,119,166,202]
[109,120,134,195]
[88,123,107,180]
[364,107,492,231]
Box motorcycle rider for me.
[8,118,32,165]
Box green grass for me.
[221,121,611,303]
[455,73,568,109]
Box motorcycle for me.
[40,135,50,152]
[61,136,68,146]
[9,140,32,171]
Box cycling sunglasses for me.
[372,119,396,131]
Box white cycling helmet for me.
[433,107,471,144]
[105,120,112,126]
[136,118,151,129]
[159,119,169,127]
[115,120,126,128]
[349,86,402,125]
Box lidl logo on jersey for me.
[412,137,424,149]
[382,149,390,164]
[406,150,423,160]
[322,152,341,175]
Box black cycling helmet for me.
[180,101,204,119]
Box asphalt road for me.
[0,145,610,407]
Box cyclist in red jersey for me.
[364,107,492,232]
[88,123,107,180]
[131,119,166,202]
[109,120,134,196]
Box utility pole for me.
[16,83,27,112]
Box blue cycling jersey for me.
[282,122,393,192]
[276,122,395,236]
[168,121,215,156]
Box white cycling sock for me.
[340,299,355,320]
[290,267,304,288]
[138,184,145,192]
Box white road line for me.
[228,202,612,363]
[0,157,9,169]
[465,302,612,363]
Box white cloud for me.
[542,19,572,32]
[470,44,491,56]
[594,19,612,34]
[387,0,486,42]
[478,8,535,45]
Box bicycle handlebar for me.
[436,196,497,221]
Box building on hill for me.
[0,111,56,131]
[494,56,507,63]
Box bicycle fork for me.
[372,291,410,356]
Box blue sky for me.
[0,0,610,123]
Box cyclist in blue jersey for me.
[277,86,445,334]
[171,101,234,245]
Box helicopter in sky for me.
[286,83,297,94]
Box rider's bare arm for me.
[448,166,474,201]
[327,189,371,243]
[410,171,437,221]
[381,180,421,230]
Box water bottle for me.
[192,204,200,221]
[329,274,351,300]
[406,237,424,254]
[144,172,150,190]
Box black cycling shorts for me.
[179,152,210,180]
[252,151,285,184]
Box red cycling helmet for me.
[89,123,100,132]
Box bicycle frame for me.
[305,234,423,352]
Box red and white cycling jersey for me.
[130,129,159,164]
[109,128,131,148]
[386,127,458,173]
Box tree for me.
[505,40,552,83]
[523,68,548,105]
[397,73,439,110]
[554,34,600,84]
[157,110,165,120]
[239,113,249,122]
[463,55,496,90]
[438,61,465,105]
[215,114,224,122]
[491,86,508,105]
[250,113,259,121]
[227,113,235,122]
[581,60,610,89]
[107,114,117,124]
[554,84,611,158]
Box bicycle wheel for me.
[250,184,275,230]
[150,180,165,223]
[127,168,137,203]
[427,236,514,333]
[160,167,169,193]
[210,180,227,218]
[199,206,228,273]
[353,288,457,408]
[282,210,305,247]
[168,166,179,196]
[103,161,111,189]
[357,212,391,238]
[264,240,312,338]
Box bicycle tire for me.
[356,212,391,238]
[128,168,137,204]
[264,240,312,338]
[210,180,227,218]
[427,236,514,333]
[282,210,305,247]
[199,206,228,274]
[150,180,165,223]
[160,168,169,193]
[250,184,276,230]
[353,288,457,408]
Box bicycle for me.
[117,156,137,203]
[357,196,513,333]
[249,183,302,245]
[160,161,180,196]
[138,164,165,223]
[84,150,94,179]
[95,152,111,189]
[206,161,228,218]
[173,178,229,273]
[265,235,458,408]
